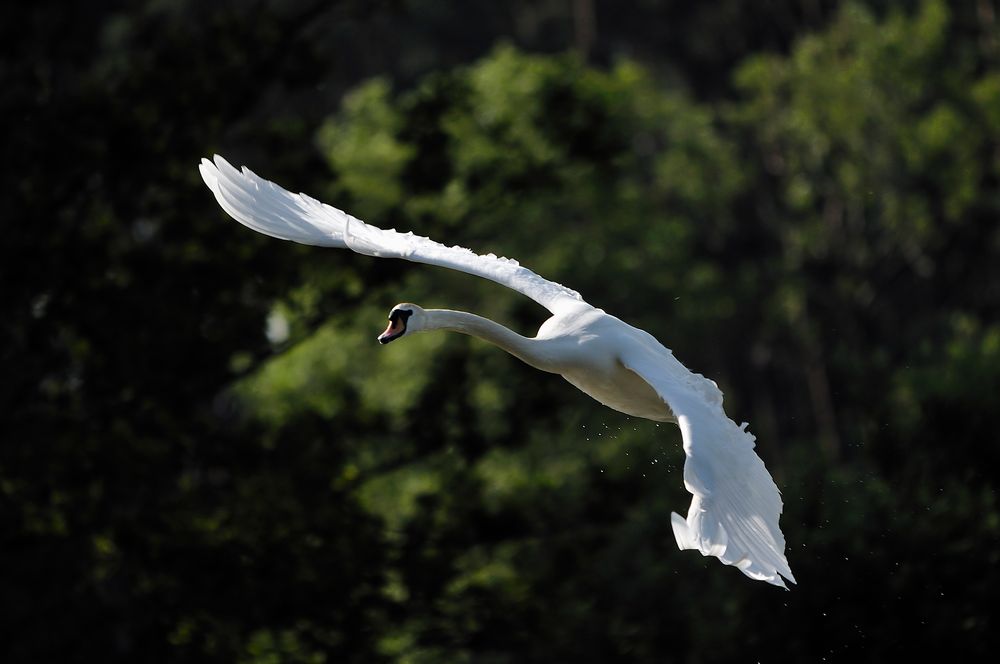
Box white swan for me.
[199,154,796,588]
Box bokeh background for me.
[4,0,999,661]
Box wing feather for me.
[199,155,585,314]
[620,346,795,588]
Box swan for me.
[199,154,796,588]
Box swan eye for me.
[391,309,414,324]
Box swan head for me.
[377,303,425,344]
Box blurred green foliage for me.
[2,0,999,662]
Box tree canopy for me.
[3,0,999,661]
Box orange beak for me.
[378,318,405,344]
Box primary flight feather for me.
[200,154,795,588]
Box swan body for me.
[200,155,796,588]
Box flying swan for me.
[199,154,795,588]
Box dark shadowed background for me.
[3,0,999,661]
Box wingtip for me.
[780,567,797,587]
[198,155,233,187]
[671,511,796,589]
[198,158,219,190]
[213,154,241,180]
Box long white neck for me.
[422,309,559,373]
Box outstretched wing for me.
[199,155,587,315]
[620,344,795,588]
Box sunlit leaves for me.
[318,79,415,220]
[236,302,446,429]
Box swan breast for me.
[541,313,676,423]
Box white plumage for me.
[200,154,795,588]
